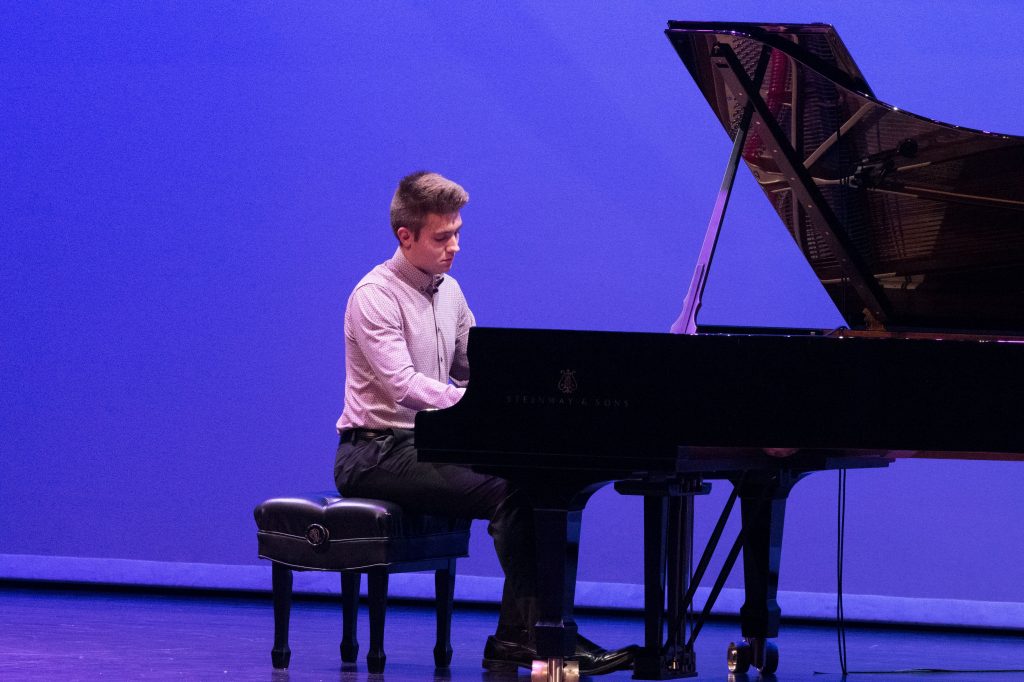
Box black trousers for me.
[334,428,537,641]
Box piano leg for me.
[730,470,804,674]
[532,506,583,682]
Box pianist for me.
[333,171,634,674]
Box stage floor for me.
[1,583,1022,681]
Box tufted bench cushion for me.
[253,492,471,672]
[254,493,471,570]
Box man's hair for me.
[390,171,469,239]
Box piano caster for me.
[531,657,579,682]
[727,639,778,675]
[727,641,751,674]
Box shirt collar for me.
[386,247,444,295]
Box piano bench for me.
[253,492,471,673]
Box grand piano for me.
[417,21,1024,680]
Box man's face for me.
[397,211,462,275]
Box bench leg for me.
[367,570,388,673]
[340,572,360,663]
[434,559,456,668]
[271,562,292,669]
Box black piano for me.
[417,21,1024,680]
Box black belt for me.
[339,428,394,444]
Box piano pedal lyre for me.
[531,657,580,682]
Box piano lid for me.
[666,21,1024,334]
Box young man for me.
[334,171,634,674]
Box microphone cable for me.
[817,469,1024,676]
[837,467,849,675]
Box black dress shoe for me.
[575,633,608,654]
[482,634,636,676]
[573,636,637,676]
[482,635,535,672]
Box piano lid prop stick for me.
[671,44,771,335]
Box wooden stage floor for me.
[1,583,1022,681]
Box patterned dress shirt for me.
[337,247,475,431]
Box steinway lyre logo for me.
[558,369,578,395]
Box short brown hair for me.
[390,171,469,239]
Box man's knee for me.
[489,487,533,532]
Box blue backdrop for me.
[3,1,1023,622]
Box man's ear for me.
[396,226,413,247]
